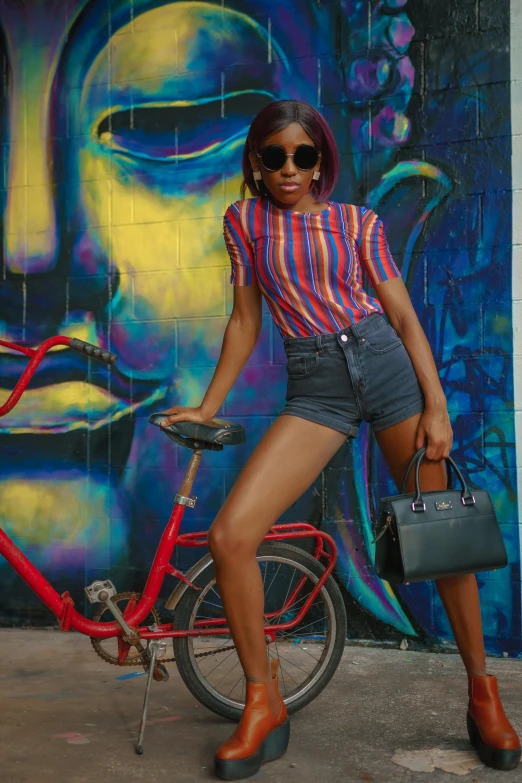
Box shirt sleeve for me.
[359,209,401,288]
[223,205,258,286]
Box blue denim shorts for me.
[279,313,425,438]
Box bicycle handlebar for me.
[69,338,117,365]
[0,335,118,418]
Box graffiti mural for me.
[0,0,519,655]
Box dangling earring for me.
[253,171,262,190]
[312,171,321,181]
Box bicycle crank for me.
[90,592,173,666]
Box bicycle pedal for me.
[84,579,117,604]
[146,639,170,682]
[153,662,170,682]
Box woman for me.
[161,100,520,780]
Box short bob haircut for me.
[240,100,339,202]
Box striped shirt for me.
[223,197,400,339]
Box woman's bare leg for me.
[375,413,487,679]
[208,414,347,701]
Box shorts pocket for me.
[285,353,319,379]
[364,323,402,355]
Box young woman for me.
[161,100,520,780]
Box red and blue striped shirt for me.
[223,197,400,339]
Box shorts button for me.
[341,335,348,342]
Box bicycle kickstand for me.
[135,639,168,755]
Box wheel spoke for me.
[203,646,238,679]
[274,650,315,677]
[198,598,224,612]
[277,663,300,688]
[275,614,329,638]
[213,656,242,690]
[266,590,312,622]
[280,643,322,664]
[263,563,282,603]
[272,641,289,695]
[278,568,297,618]
[226,669,246,699]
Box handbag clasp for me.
[411,500,426,513]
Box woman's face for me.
[249,123,322,209]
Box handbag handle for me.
[400,447,475,512]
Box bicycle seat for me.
[148,413,246,451]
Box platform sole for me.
[215,719,291,781]
[467,712,521,771]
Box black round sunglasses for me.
[257,144,321,172]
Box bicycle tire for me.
[172,541,347,721]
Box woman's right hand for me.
[160,405,212,428]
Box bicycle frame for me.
[0,336,339,645]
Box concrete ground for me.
[1,629,521,783]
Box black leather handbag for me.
[373,447,508,584]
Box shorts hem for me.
[371,399,425,432]
[279,408,358,438]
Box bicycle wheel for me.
[172,541,347,721]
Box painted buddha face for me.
[0,0,297,574]
[0,0,420,638]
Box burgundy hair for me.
[240,100,339,202]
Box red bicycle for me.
[0,335,347,754]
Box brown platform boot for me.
[467,674,521,771]
[214,659,289,781]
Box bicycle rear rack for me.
[177,522,334,560]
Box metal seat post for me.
[174,448,203,508]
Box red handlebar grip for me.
[69,338,117,365]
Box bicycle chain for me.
[90,636,237,667]
[89,592,237,667]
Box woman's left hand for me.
[415,404,453,461]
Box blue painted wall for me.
[0,0,519,654]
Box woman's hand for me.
[415,404,453,461]
[160,405,213,428]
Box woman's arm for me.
[161,285,263,426]
[374,276,453,461]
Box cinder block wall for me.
[512,0,522,641]
[0,0,519,655]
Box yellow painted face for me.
[1,1,290,434]
[0,0,290,560]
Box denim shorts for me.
[279,313,425,438]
